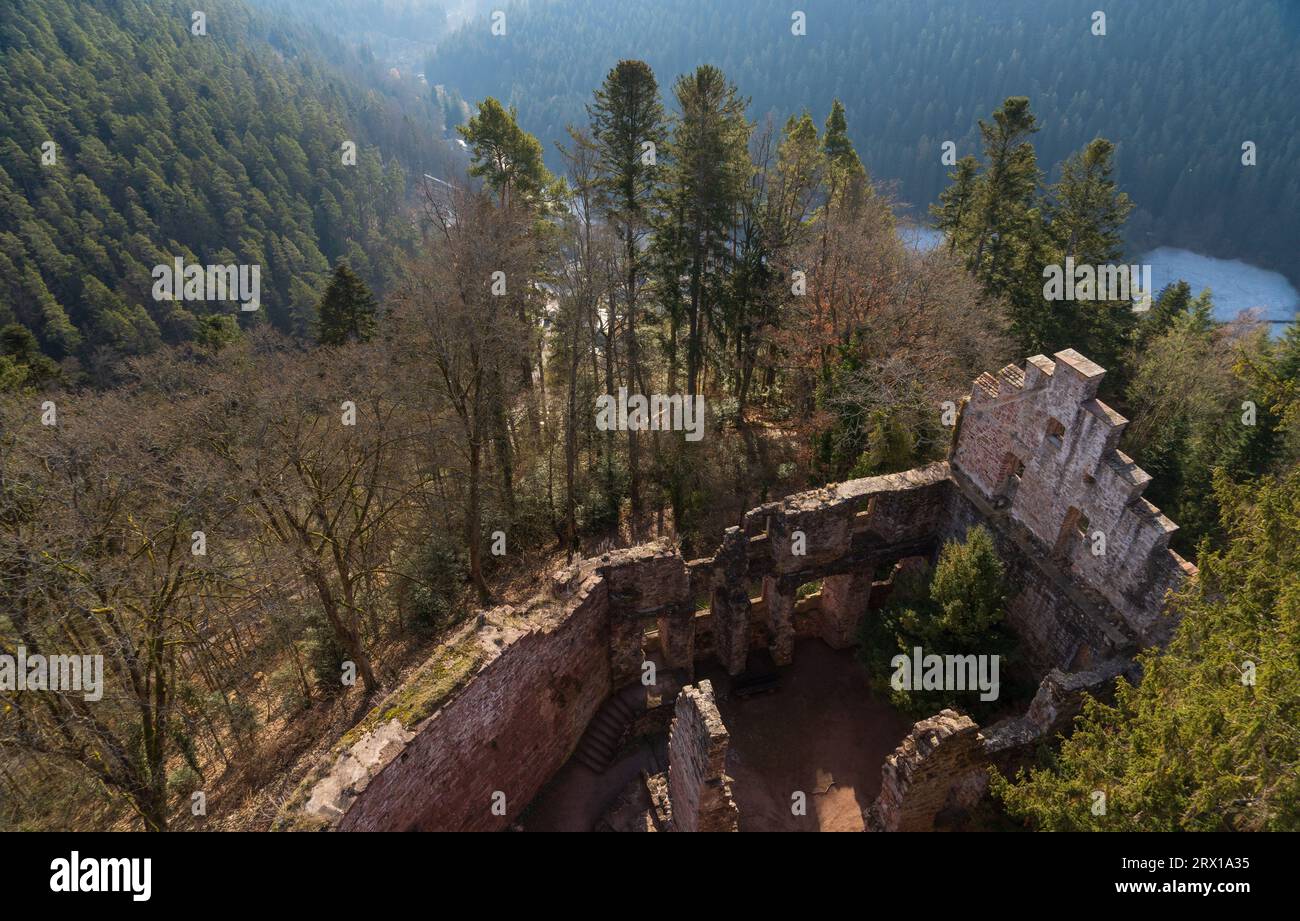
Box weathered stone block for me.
[761,574,796,665]
[600,540,689,615]
[867,709,985,833]
[819,570,872,649]
[667,680,738,832]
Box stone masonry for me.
[952,348,1194,647]
[867,710,986,832]
[666,680,739,832]
[277,349,1193,832]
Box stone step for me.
[572,694,643,774]
[584,723,621,747]
[573,749,608,773]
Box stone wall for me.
[866,710,987,832]
[866,660,1133,832]
[666,680,739,832]
[939,485,1134,673]
[337,573,611,831]
[952,349,1194,647]
[277,348,1193,833]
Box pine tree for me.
[1050,138,1131,263]
[930,155,979,253]
[588,60,666,538]
[1045,138,1136,370]
[458,97,552,212]
[993,467,1300,831]
[970,96,1042,292]
[822,99,868,213]
[660,65,751,397]
[315,262,377,346]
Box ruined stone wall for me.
[721,463,951,673]
[939,485,1133,673]
[867,660,1132,832]
[666,680,739,832]
[290,574,612,832]
[867,710,987,832]
[952,349,1194,647]
[279,348,1193,833]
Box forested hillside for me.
[428,0,1300,281]
[1,1,1296,837]
[0,0,455,380]
[246,0,459,74]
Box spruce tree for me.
[822,98,868,212]
[931,155,979,253]
[315,262,378,346]
[661,65,751,396]
[970,96,1042,293]
[1046,137,1136,370]
[589,60,666,536]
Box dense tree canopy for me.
[0,0,454,381]
[429,0,1300,284]
[994,466,1300,831]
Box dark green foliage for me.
[0,323,58,390]
[403,537,467,637]
[428,0,1300,285]
[0,0,446,369]
[935,96,1138,379]
[656,65,751,397]
[458,98,553,211]
[857,526,1018,719]
[316,262,378,345]
[192,314,243,353]
[303,609,350,697]
[927,526,1010,645]
[588,60,665,228]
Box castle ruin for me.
[276,349,1195,833]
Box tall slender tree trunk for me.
[603,293,618,528]
[625,244,643,539]
[564,301,581,556]
[467,439,492,602]
[687,245,703,396]
[311,570,378,695]
[489,372,516,520]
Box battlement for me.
[277,348,1195,833]
[951,349,1192,643]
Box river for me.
[900,226,1297,331]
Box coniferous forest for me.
[0,0,1297,856]
[0,0,456,382]
[431,0,1300,281]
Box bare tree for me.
[0,385,228,830]
[391,185,538,599]
[195,336,423,696]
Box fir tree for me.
[316,262,378,346]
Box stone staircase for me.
[573,694,638,773]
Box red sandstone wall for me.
[338,581,612,832]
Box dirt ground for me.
[521,740,664,831]
[699,639,915,831]
[523,638,913,831]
